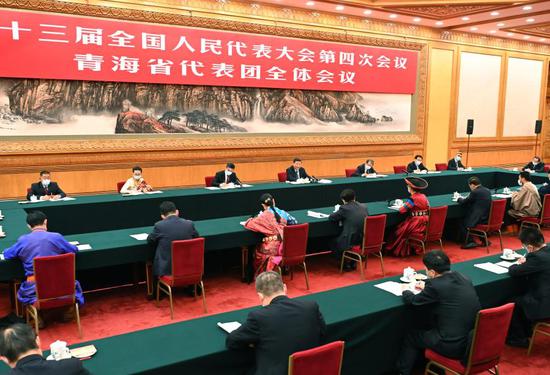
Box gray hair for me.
[255,271,284,296]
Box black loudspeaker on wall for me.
[466,119,474,135]
[535,119,543,134]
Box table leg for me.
[145,262,153,296]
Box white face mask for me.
[133,175,142,180]
[42,179,50,186]
[415,160,421,166]
[533,161,538,165]
[365,164,371,170]
[225,170,233,176]
[456,156,461,161]
[518,179,522,186]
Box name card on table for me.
[77,244,92,251]
[474,262,508,274]
[307,211,329,219]
[69,241,80,245]
[130,233,149,241]
[217,322,241,334]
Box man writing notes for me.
[226,271,326,375]
[286,158,312,182]
[147,202,198,293]
[329,189,368,271]
[508,171,541,220]
[212,162,240,187]
[506,228,550,348]
[352,159,377,176]
[458,177,492,249]
[523,156,545,173]
[447,151,465,171]
[26,170,66,201]
[3,211,84,309]
[406,155,428,173]
[396,250,480,375]
[120,166,153,194]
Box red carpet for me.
[1,231,548,374]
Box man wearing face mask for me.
[120,166,153,194]
[226,271,326,375]
[352,159,377,177]
[508,171,541,220]
[447,151,465,171]
[213,162,240,187]
[506,228,550,348]
[396,250,481,375]
[27,171,66,201]
[406,155,428,173]
[522,156,545,173]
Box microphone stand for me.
[465,133,471,168]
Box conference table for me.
[0,252,523,375]
[0,167,546,281]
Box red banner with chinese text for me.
[0,8,418,94]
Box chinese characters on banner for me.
[0,9,418,94]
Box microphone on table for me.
[310,175,319,183]
[235,177,243,187]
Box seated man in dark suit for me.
[538,171,550,198]
[0,323,91,375]
[26,170,66,201]
[351,159,377,176]
[447,151,465,171]
[212,162,240,187]
[286,158,311,182]
[396,250,481,375]
[506,228,550,347]
[329,189,368,271]
[522,156,545,173]
[406,155,428,173]
[147,201,199,296]
[458,176,492,249]
[226,271,326,375]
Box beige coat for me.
[509,181,542,219]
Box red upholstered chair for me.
[544,164,550,173]
[407,206,448,254]
[340,214,386,279]
[424,303,514,375]
[519,194,550,231]
[345,169,356,177]
[116,181,125,193]
[204,176,215,187]
[527,318,550,355]
[466,199,506,253]
[279,224,310,290]
[27,253,82,337]
[435,163,448,171]
[288,341,345,375]
[278,172,288,182]
[393,165,407,174]
[157,238,207,319]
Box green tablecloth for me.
[0,253,517,375]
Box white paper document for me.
[374,281,420,296]
[205,187,220,190]
[317,179,332,184]
[217,321,241,333]
[130,233,149,241]
[239,221,247,226]
[144,190,163,195]
[494,261,517,269]
[0,253,4,261]
[69,241,80,246]
[307,210,329,219]
[77,244,92,251]
[388,206,401,211]
[474,262,508,274]
[240,184,253,187]
[427,171,441,174]
[60,197,76,201]
[492,194,512,199]
[366,174,387,178]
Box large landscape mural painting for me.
[0,79,412,136]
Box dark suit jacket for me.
[457,186,492,228]
[523,162,545,173]
[212,170,240,187]
[286,167,311,182]
[27,182,65,200]
[447,158,465,171]
[9,354,91,375]
[226,295,326,375]
[406,161,428,173]
[403,271,480,356]
[509,246,550,321]
[147,215,199,276]
[329,201,368,252]
[351,164,377,177]
[538,183,550,198]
